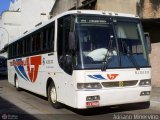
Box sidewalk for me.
[151,87,160,103]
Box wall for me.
[0,11,21,50]
[51,0,84,16]
[140,0,160,86]
[51,0,138,17]
[141,0,160,18]
[0,0,56,51]
[96,0,137,15]
[150,43,160,87]
[19,0,55,34]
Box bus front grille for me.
[102,80,138,88]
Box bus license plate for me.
[86,101,99,107]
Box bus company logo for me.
[107,74,119,80]
[10,56,42,83]
[88,74,119,80]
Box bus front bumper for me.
[76,86,151,109]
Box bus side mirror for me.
[64,55,73,75]
[69,32,76,50]
[144,32,151,54]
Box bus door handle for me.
[48,53,54,56]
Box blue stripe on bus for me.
[14,66,27,81]
[88,75,106,80]
[17,65,29,81]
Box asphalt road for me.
[0,75,160,120]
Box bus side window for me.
[9,45,13,59]
[14,43,17,57]
[31,33,42,53]
[27,37,31,54]
[48,25,54,49]
[17,40,23,57]
[12,43,15,57]
[42,29,47,50]
[32,35,36,52]
[24,37,31,55]
[36,33,42,51]
[24,39,26,54]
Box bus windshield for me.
[75,15,150,69]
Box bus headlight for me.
[139,79,151,86]
[77,83,102,89]
[86,95,100,101]
[140,91,151,96]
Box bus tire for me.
[15,75,21,91]
[133,101,150,109]
[48,82,62,109]
[140,101,150,109]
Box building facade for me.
[0,0,55,52]
[50,0,139,16]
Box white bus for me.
[7,10,151,109]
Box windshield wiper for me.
[101,35,114,71]
[121,39,140,70]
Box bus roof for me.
[9,10,139,45]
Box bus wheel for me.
[15,76,21,91]
[48,82,62,109]
[140,101,150,109]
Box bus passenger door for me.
[56,15,75,104]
